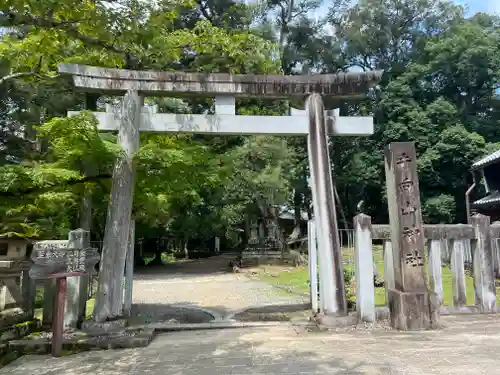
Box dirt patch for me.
[128,304,215,325]
[232,302,312,322]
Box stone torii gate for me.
[58,64,382,321]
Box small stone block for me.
[81,318,127,334]
[315,314,358,328]
[0,308,32,328]
[388,289,438,330]
[0,320,41,342]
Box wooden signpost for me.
[29,243,99,357]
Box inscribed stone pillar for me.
[384,142,438,330]
[65,229,90,329]
[93,90,141,322]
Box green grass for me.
[258,266,310,294]
[255,245,494,307]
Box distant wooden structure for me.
[468,150,500,221]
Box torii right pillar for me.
[384,142,440,330]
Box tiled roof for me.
[471,150,500,170]
[472,191,500,207]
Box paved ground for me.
[131,255,308,321]
[4,314,500,374]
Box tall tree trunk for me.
[150,238,165,266]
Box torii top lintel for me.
[58,64,383,98]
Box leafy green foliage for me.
[1,0,500,247]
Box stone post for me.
[384,142,438,330]
[383,240,394,304]
[307,219,319,313]
[353,214,375,322]
[123,220,135,316]
[42,279,56,327]
[38,239,69,327]
[20,269,36,318]
[493,238,500,278]
[66,229,91,329]
[428,240,443,308]
[471,213,496,312]
[451,239,467,307]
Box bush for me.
[316,269,356,311]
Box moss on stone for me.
[14,320,37,328]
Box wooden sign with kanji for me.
[29,244,99,279]
[28,238,99,357]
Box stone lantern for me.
[0,234,34,326]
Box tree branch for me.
[0,173,112,197]
[0,55,59,85]
[4,12,128,55]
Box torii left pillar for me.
[93,91,142,321]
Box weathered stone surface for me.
[0,308,31,328]
[58,63,383,98]
[7,318,500,375]
[69,109,374,136]
[471,214,496,312]
[387,290,440,330]
[353,214,375,323]
[384,142,436,330]
[8,327,155,355]
[451,239,468,307]
[307,93,346,315]
[428,240,443,308]
[81,318,127,335]
[123,221,135,316]
[66,229,92,330]
[0,320,41,342]
[372,223,500,240]
[93,90,141,322]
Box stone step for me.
[8,327,155,355]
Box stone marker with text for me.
[384,142,439,330]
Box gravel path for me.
[131,255,308,321]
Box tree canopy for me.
[1,0,499,247]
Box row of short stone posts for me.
[352,211,498,329]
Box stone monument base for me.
[388,289,440,330]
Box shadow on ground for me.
[2,327,396,375]
[129,301,313,323]
[6,315,500,374]
[231,303,312,322]
[128,303,216,325]
[133,254,237,281]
